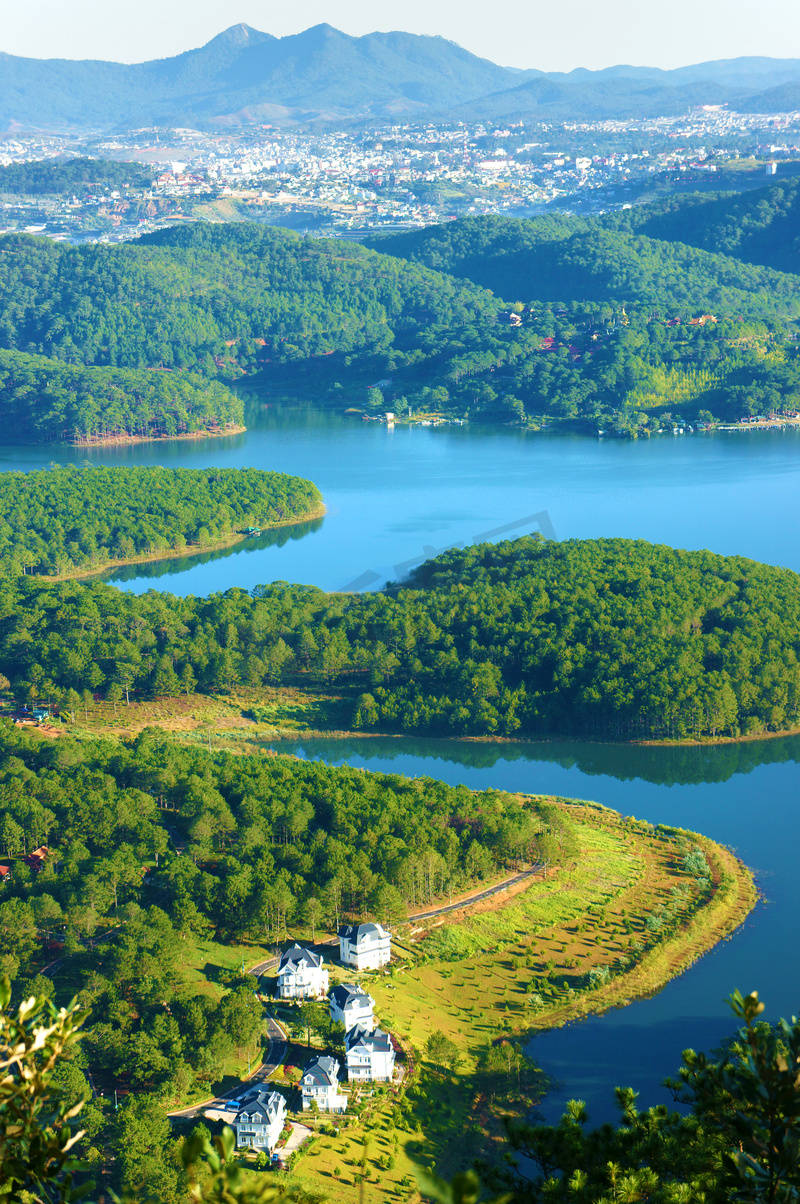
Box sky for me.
[2,0,800,71]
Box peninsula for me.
[0,464,324,580]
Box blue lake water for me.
[273,734,796,1124]
[4,402,800,594]
[4,401,800,1123]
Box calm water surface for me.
[275,734,798,1124]
[3,402,800,593]
[3,402,800,1122]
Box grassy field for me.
[46,685,344,746]
[260,799,756,1203]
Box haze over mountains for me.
[1,23,799,130]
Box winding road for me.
[246,863,544,976]
[407,863,545,922]
[168,1013,288,1119]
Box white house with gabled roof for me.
[338,921,391,970]
[232,1088,287,1150]
[345,1023,396,1083]
[301,1054,347,1112]
[276,943,329,1000]
[329,982,375,1030]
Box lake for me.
[273,733,797,1124]
[4,400,800,595]
[3,400,800,1123]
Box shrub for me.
[588,965,611,990]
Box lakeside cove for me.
[3,402,800,1132]
[247,796,756,1202]
[43,502,327,583]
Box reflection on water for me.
[274,729,800,1124]
[99,515,325,585]
[276,730,800,789]
[5,401,800,597]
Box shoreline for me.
[262,718,800,751]
[282,800,757,1200]
[528,810,757,1033]
[75,691,800,754]
[67,424,247,448]
[252,391,800,440]
[39,503,327,584]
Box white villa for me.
[345,1024,396,1083]
[232,1088,287,1150]
[329,982,375,1030]
[276,944,329,1000]
[300,1055,347,1113]
[338,921,392,970]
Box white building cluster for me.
[4,107,799,245]
[289,920,396,1113]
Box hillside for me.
[1,535,799,742]
[448,73,800,123]
[605,178,800,277]
[2,218,798,439]
[0,23,524,128]
[366,214,800,315]
[0,223,496,381]
[0,157,152,196]
[0,25,798,128]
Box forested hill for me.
[3,215,799,442]
[2,536,799,742]
[605,179,800,277]
[0,350,243,444]
[366,213,800,314]
[0,721,564,1110]
[0,224,496,376]
[0,157,152,197]
[0,464,322,578]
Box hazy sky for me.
[3,0,800,71]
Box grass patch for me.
[287,800,755,1202]
[58,684,352,750]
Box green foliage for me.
[0,721,558,1103]
[425,1030,462,1074]
[0,976,90,1203]
[367,207,800,428]
[496,989,800,1203]
[0,349,243,444]
[0,224,494,388]
[416,1165,509,1204]
[609,178,800,277]
[369,211,800,316]
[0,463,321,576]
[587,965,610,990]
[0,158,152,197]
[0,534,798,739]
[3,207,799,442]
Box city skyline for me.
[2,0,800,73]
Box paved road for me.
[407,863,545,922]
[168,1012,288,1119]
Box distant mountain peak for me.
[203,23,274,49]
[298,23,349,42]
[0,28,798,130]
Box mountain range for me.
[1,24,799,130]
